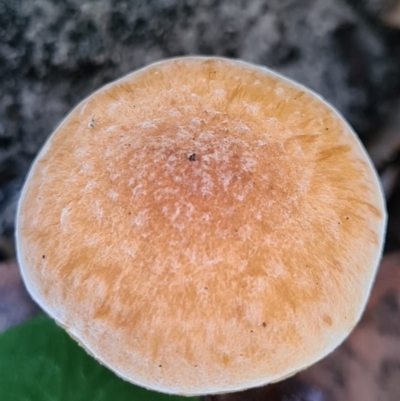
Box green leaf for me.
[0,314,200,401]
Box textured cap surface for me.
[16,57,386,395]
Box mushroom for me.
[15,57,386,396]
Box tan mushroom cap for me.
[16,57,386,395]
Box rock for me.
[1,0,400,237]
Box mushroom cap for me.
[16,57,386,395]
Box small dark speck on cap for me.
[188,153,196,162]
[159,365,162,367]
[42,255,45,259]
[262,322,266,327]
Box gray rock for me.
[1,0,400,237]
